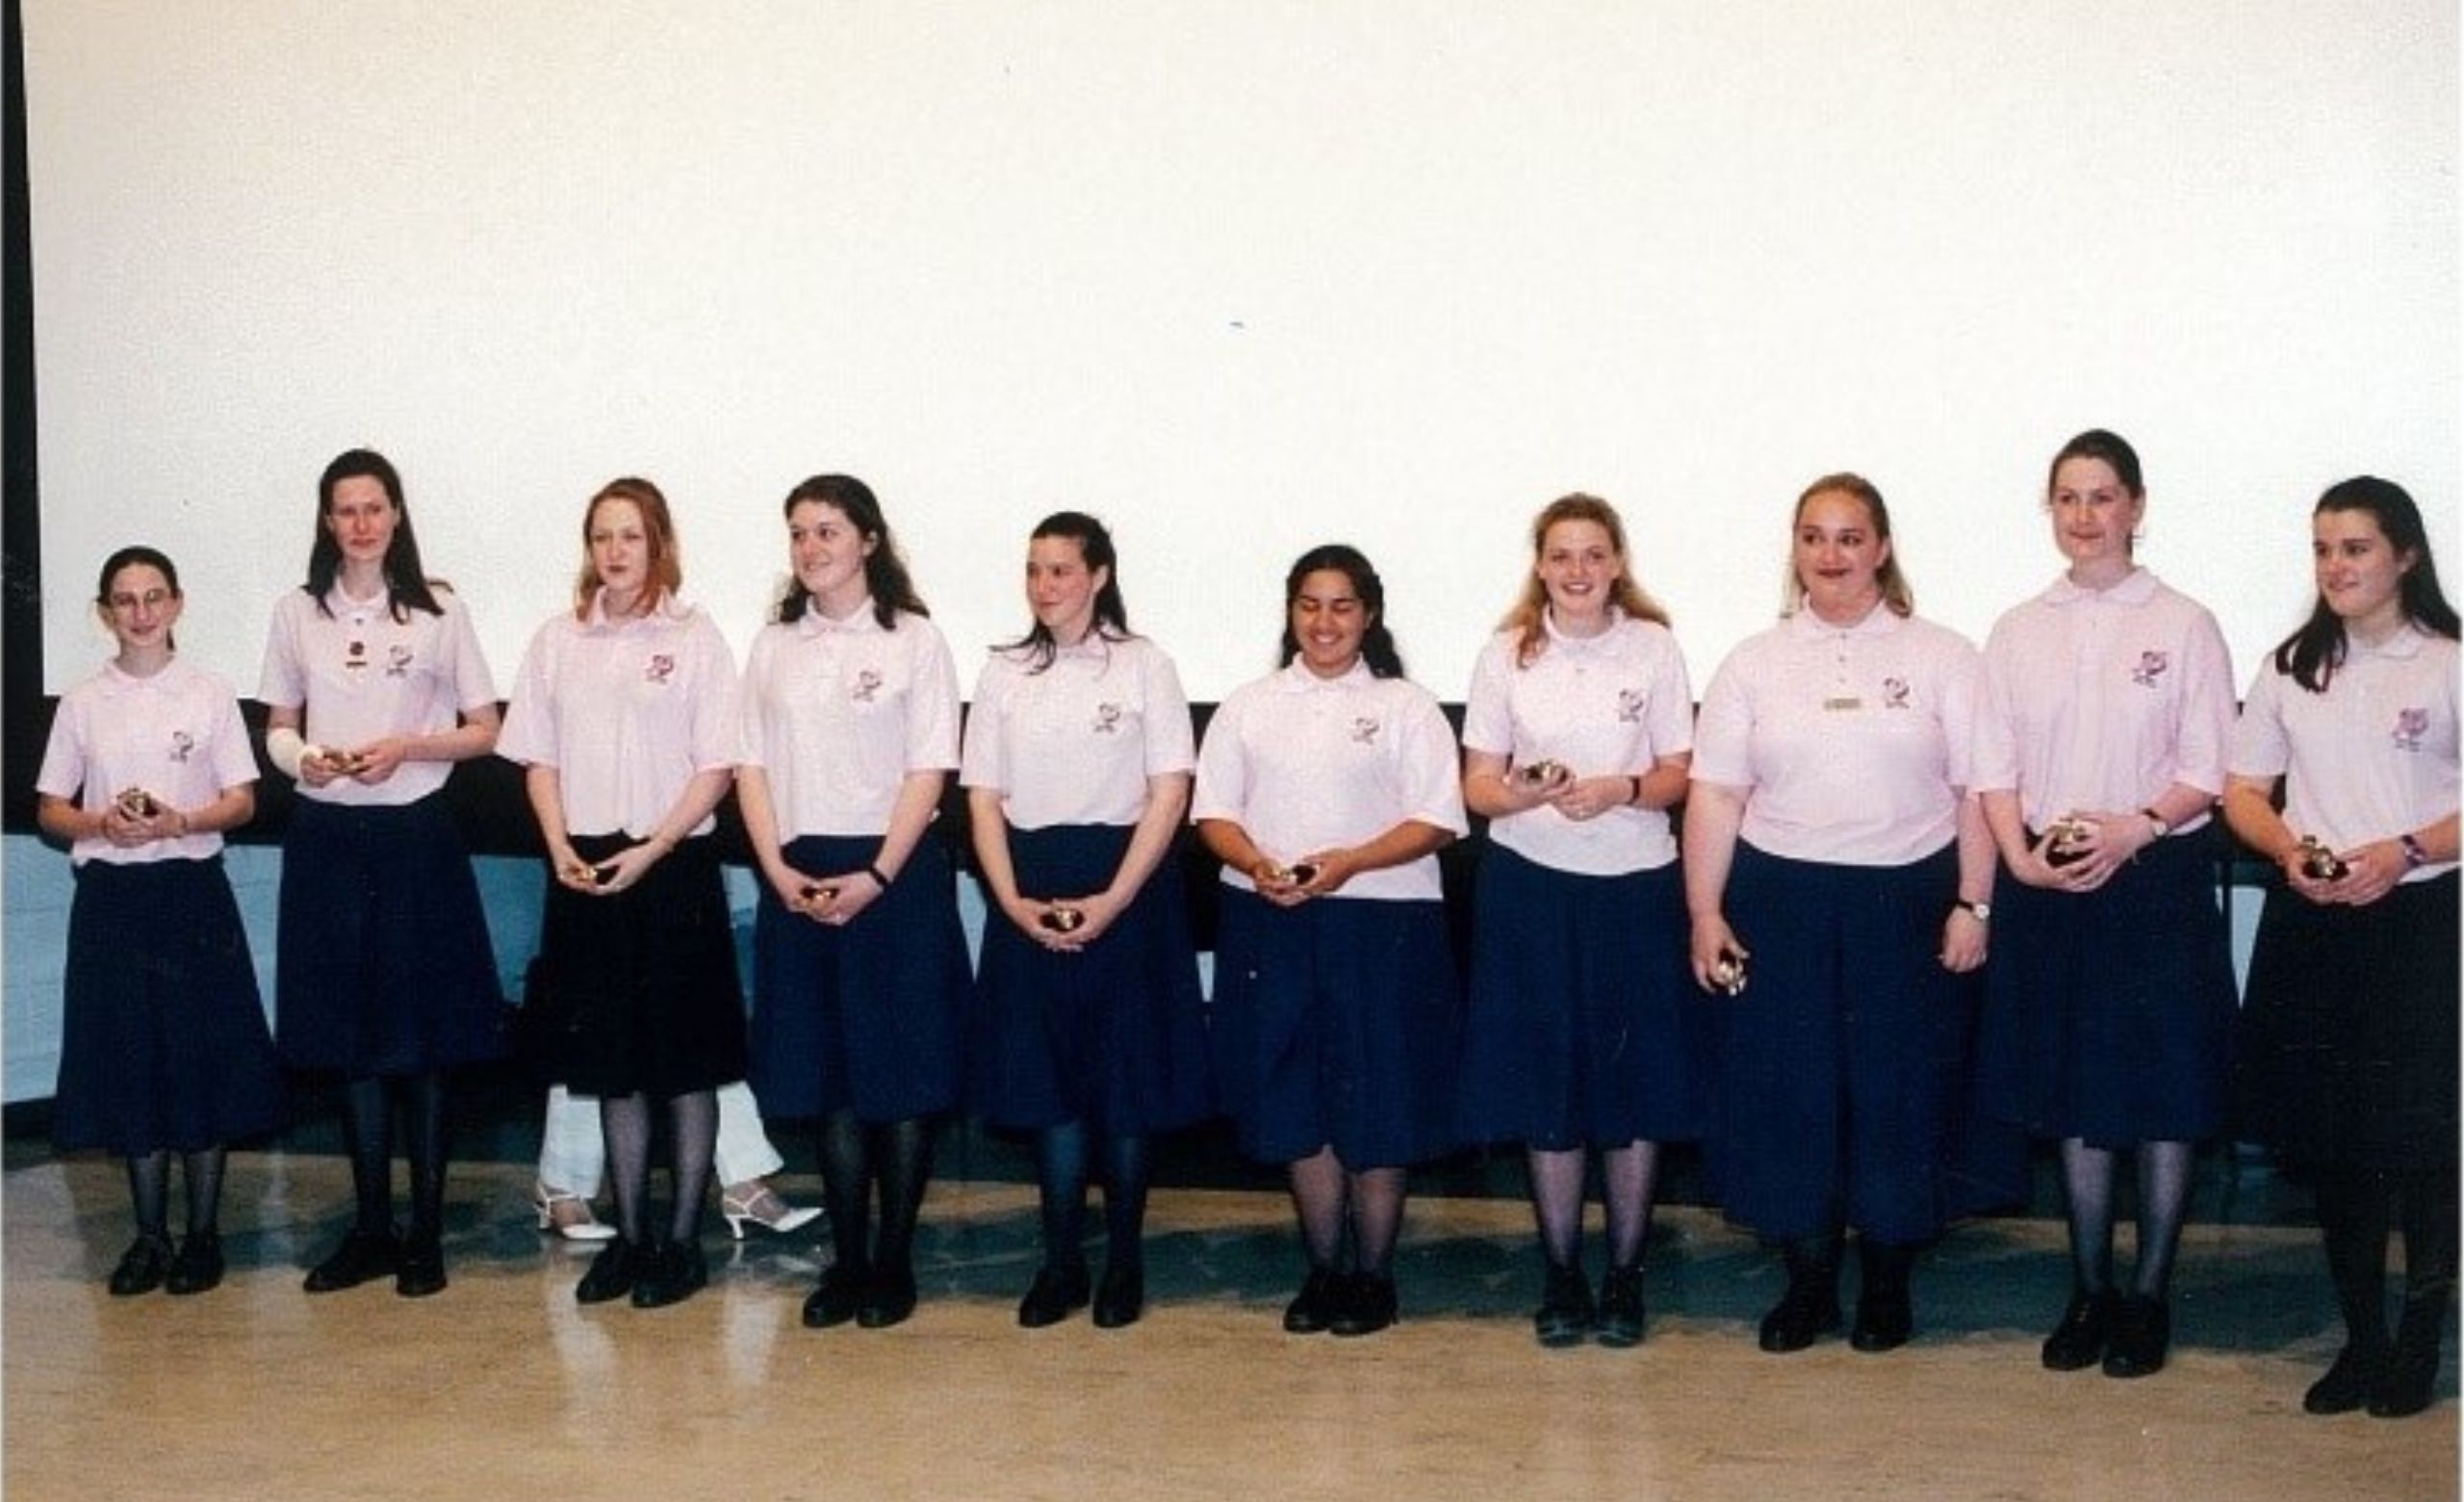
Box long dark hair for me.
[1278,543,1404,679]
[1002,511,1133,673]
[774,473,929,629]
[304,448,445,620]
[2272,474,2460,693]
[96,545,183,651]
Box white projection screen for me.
[24,1,2458,703]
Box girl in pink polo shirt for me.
[963,511,1208,1330]
[38,547,281,1297]
[259,450,504,1299]
[1194,543,1469,1338]
[737,473,973,1333]
[498,478,748,1311]
[1972,429,2238,1381]
[1458,494,1701,1349]
[2226,476,2459,1418]
[1685,474,1993,1356]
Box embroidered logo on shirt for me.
[1350,716,1381,745]
[385,646,414,678]
[1616,688,1647,724]
[2393,707,2429,751]
[644,653,676,685]
[2130,650,2169,687]
[851,669,884,703]
[345,639,368,671]
[169,729,195,763]
[1882,676,1911,709]
[1092,702,1123,734]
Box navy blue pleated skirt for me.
[1209,888,1461,1169]
[2234,872,2457,1171]
[1709,843,1979,1244]
[275,796,505,1074]
[54,857,284,1155]
[1458,847,1705,1150]
[749,833,970,1124]
[530,833,748,1099]
[1974,830,2236,1147]
[968,823,1211,1134]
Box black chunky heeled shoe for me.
[1533,1261,1595,1348]
[2100,1294,2170,1378]
[803,1260,869,1329]
[108,1234,174,1297]
[165,1230,225,1296]
[303,1227,400,1293]
[1283,1267,1342,1335]
[2304,1344,2384,1415]
[1595,1265,1646,1349]
[1758,1241,1842,1354]
[631,1239,706,1310]
[2040,1287,2118,1371]
[1091,1262,1145,1329]
[574,1237,641,1305]
[1016,1262,1091,1328]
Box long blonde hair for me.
[572,477,684,620]
[1500,493,1669,667]
[1782,472,1914,620]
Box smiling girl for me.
[38,547,281,1297]
[736,473,972,1333]
[2226,476,2459,1417]
[1194,543,1468,1337]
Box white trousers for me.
[536,1081,786,1194]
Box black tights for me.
[337,1072,449,1238]
[600,1088,718,1245]
[1034,1120,1154,1272]
[1530,1140,1660,1272]
[126,1148,226,1238]
[2317,1165,2460,1350]
[1289,1147,1405,1278]
[2058,1137,2194,1298]
[820,1111,936,1278]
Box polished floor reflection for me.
[5,1151,2454,1501]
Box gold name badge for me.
[1823,695,1863,711]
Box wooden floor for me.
[4,1151,2454,1501]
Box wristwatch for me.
[1954,899,1991,923]
[2140,807,2171,841]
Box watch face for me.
[1968,903,1990,921]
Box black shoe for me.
[2369,1304,2444,1417]
[2101,1294,2170,1378]
[1329,1273,1398,1337]
[857,1265,918,1328]
[303,1227,400,1293]
[575,1237,641,1305]
[2040,1287,2118,1372]
[1533,1261,1594,1349]
[631,1239,707,1310]
[1758,1246,1842,1354]
[108,1234,174,1297]
[1849,1241,1915,1354]
[1091,1262,1145,1330]
[802,1261,868,1329]
[1283,1267,1341,1334]
[1016,1262,1092,1328]
[164,1231,225,1296]
[1596,1265,1646,1349]
[2304,1344,2384,1414]
[395,1232,447,1299]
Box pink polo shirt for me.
[496,593,737,841]
[1973,568,2233,832]
[258,583,498,806]
[38,656,259,866]
[1692,603,1979,867]
[1193,660,1468,903]
[1462,611,1694,876]
[2232,625,2459,882]
[734,601,961,840]
[961,632,1195,830]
